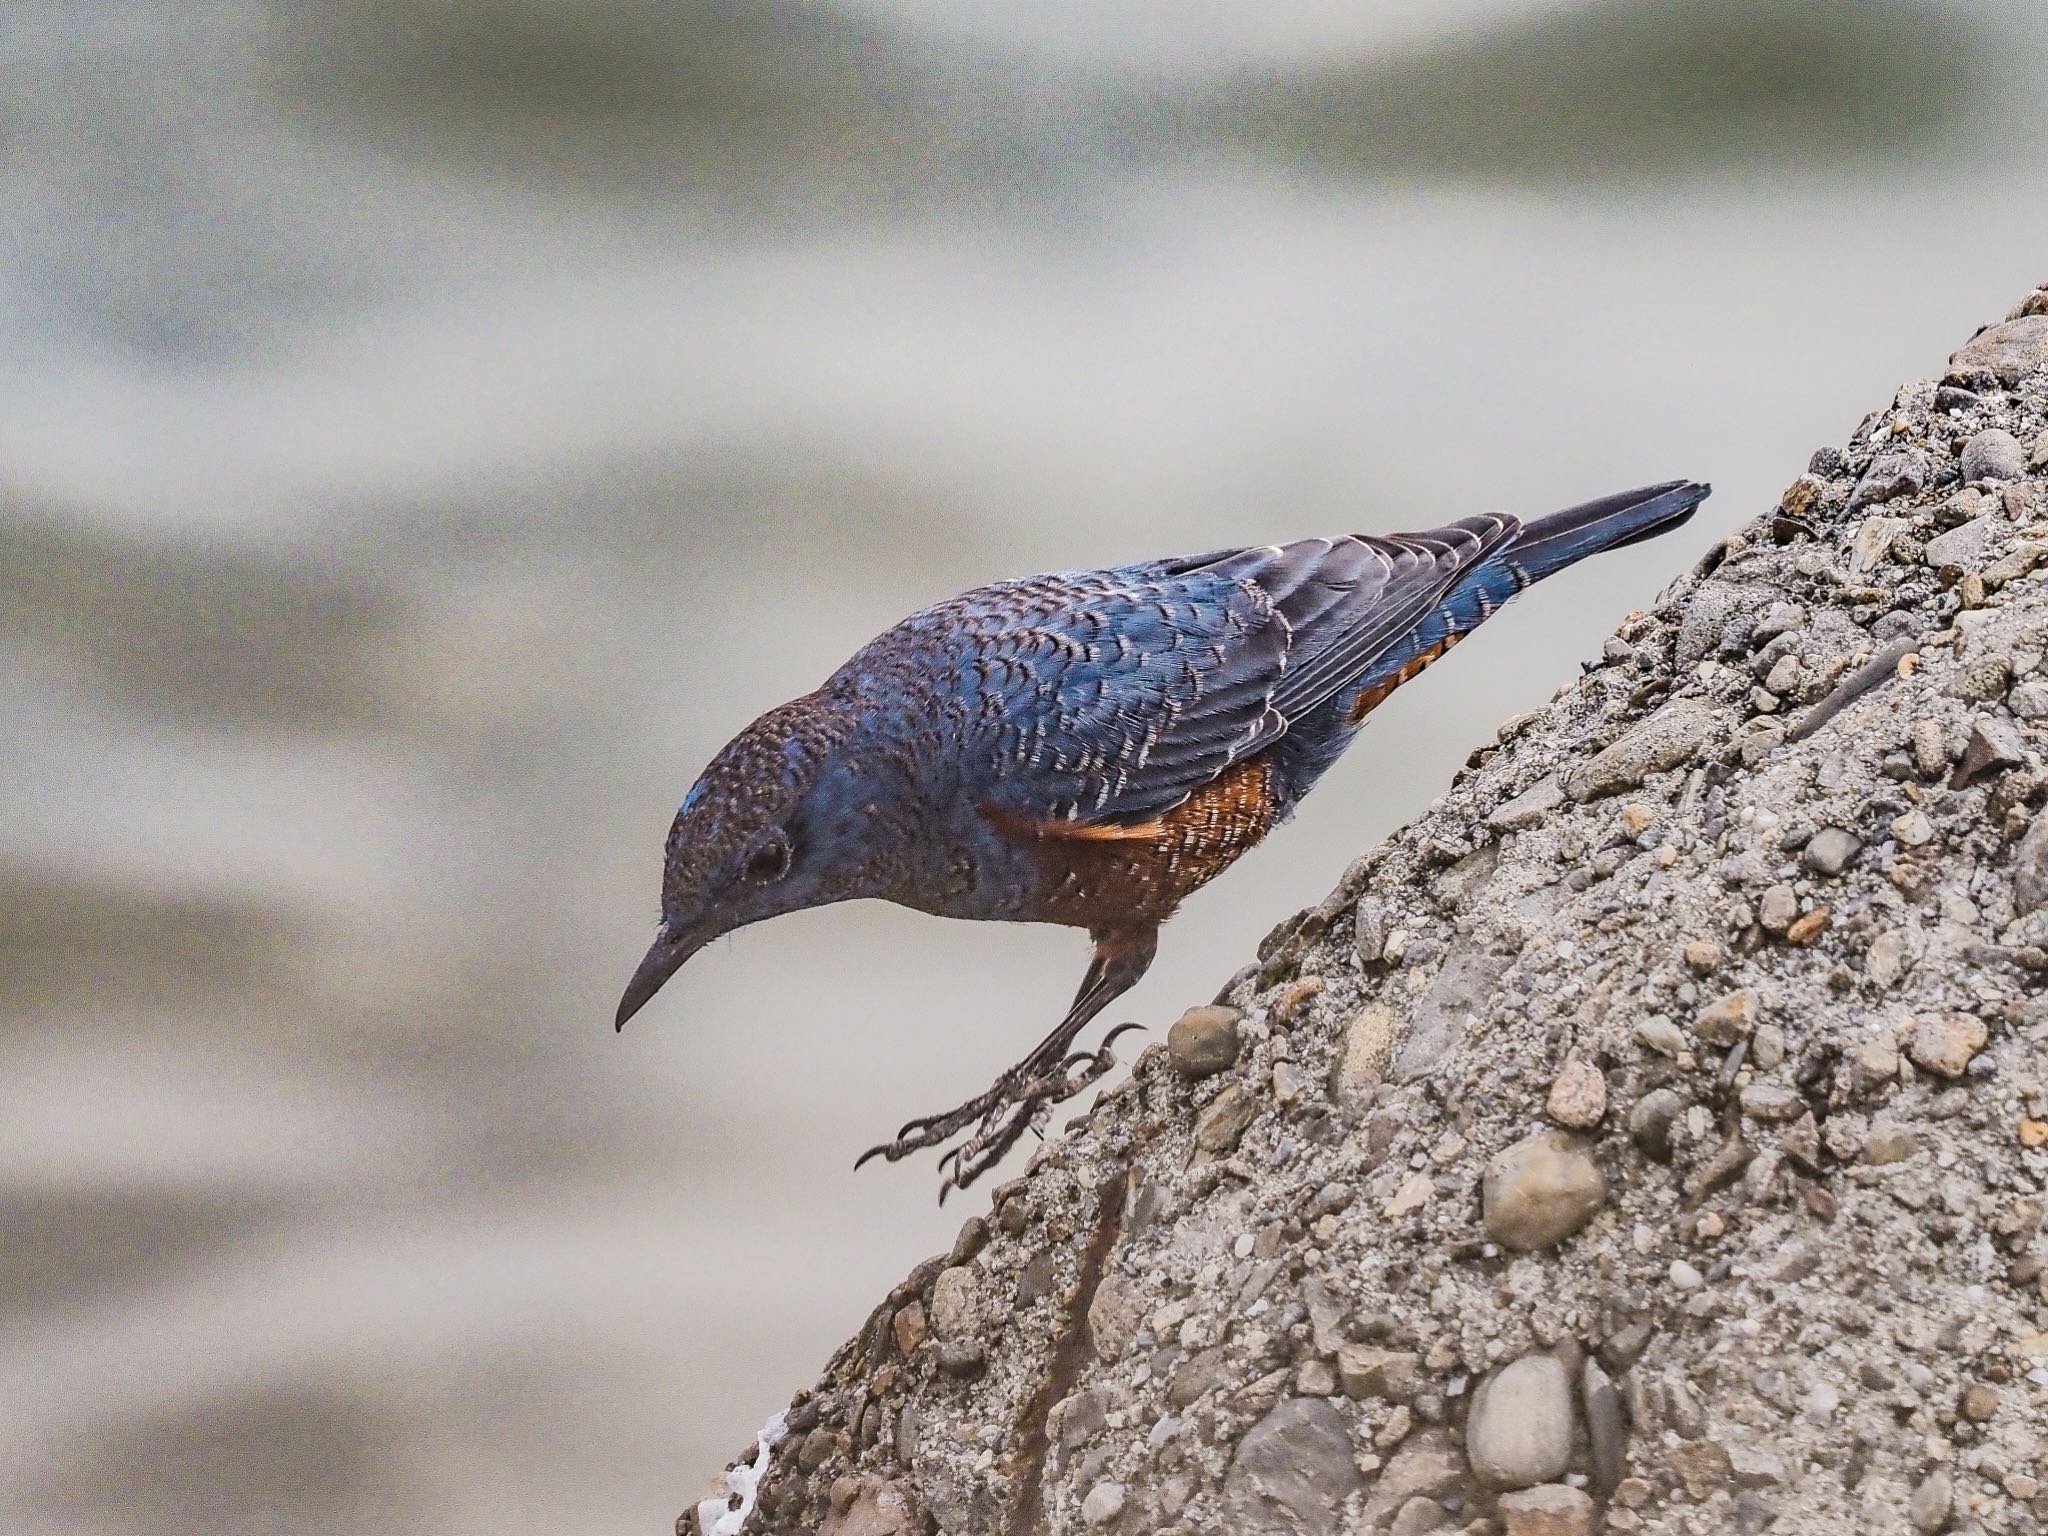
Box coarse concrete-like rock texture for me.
[692,287,2048,1536]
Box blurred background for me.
[4,1,2046,1530]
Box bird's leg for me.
[935,1021,1147,1200]
[854,926,1158,1190]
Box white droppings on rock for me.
[695,1410,787,1536]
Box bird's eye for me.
[744,833,792,883]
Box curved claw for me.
[858,1019,1148,1194]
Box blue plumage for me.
[619,478,1709,1195]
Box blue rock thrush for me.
[617,479,1708,1197]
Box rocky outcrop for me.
[693,287,2048,1535]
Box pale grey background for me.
[4,2,2047,1531]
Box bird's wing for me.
[966,516,1517,830]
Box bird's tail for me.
[1498,479,1710,587]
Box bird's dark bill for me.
[614,927,702,1030]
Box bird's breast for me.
[982,754,1282,928]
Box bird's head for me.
[615,697,854,1030]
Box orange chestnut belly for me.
[992,756,1282,927]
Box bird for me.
[617,479,1708,1199]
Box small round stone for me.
[1468,1353,1575,1489]
[1389,1497,1450,1536]
[1759,885,1799,933]
[1803,827,1863,875]
[1167,1005,1242,1077]
[1545,1055,1608,1129]
[1297,1357,1338,1397]
[1629,1089,1683,1162]
[1081,1481,1126,1526]
[1636,1016,1686,1058]
[1909,1469,1953,1531]
[1694,987,1759,1046]
[1891,809,1935,848]
[1483,1131,1607,1251]
[1960,427,2025,482]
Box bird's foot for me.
[854,1023,1144,1201]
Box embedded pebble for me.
[1948,313,2048,385]
[1581,1357,1625,1492]
[1864,1119,1918,1165]
[1087,1275,1142,1363]
[1908,1469,1953,1531]
[1167,1005,1242,1077]
[1195,1083,1257,1152]
[1890,808,1934,848]
[1490,774,1566,832]
[1947,653,2013,703]
[1545,1055,1608,1129]
[2011,679,2048,719]
[1924,514,2002,570]
[1222,1397,1363,1535]
[2016,810,2048,912]
[1960,427,2025,482]
[1694,988,1758,1046]
[1636,1016,1686,1057]
[1081,1481,1125,1527]
[1483,1132,1607,1251]
[1467,1353,1576,1489]
[1568,700,1716,799]
[1332,1005,1396,1109]
[928,1266,981,1340]
[1759,885,1798,933]
[1852,453,1921,513]
[892,1301,927,1356]
[1388,1498,1451,1536]
[1739,1083,1803,1123]
[1912,718,1950,778]
[1907,1013,1987,1079]
[1629,1090,1683,1162]
[1338,1345,1423,1402]
[1960,1382,1999,1421]
[1802,826,1862,875]
[1953,714,2024,786]
[1785,905,1830,945]
[1498,1483,1596,1536]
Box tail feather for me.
[1333,477,1709,715]
[1498,479,1710,587]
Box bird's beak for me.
[615,923,706,1031]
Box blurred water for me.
[4,2,2048,1532]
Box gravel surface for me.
[691,286,2048,1535]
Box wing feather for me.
[913,519,1514,831]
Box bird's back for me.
[820,480,1705,923]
